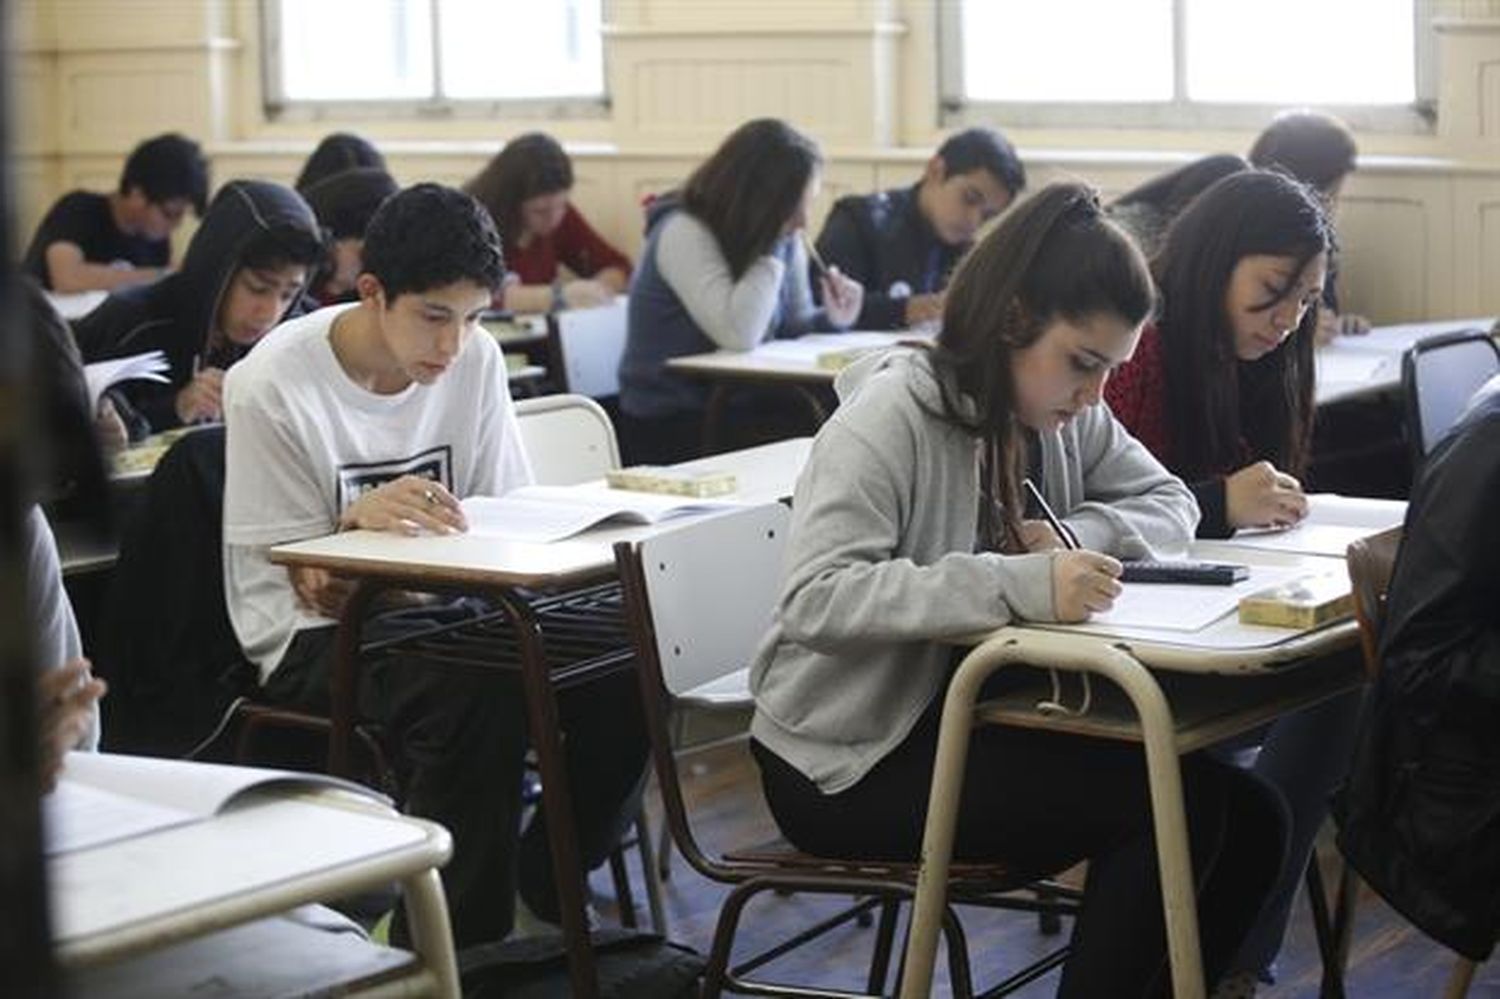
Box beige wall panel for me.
[1477,199,1500,317]
[1480,59,1500,139]
[630,0,884,30]
[50,0,222,50]
[1337,193,1445,323]
[13,53,59,155]
[59,52,215,150]
[12,156,59,256]
[1451,178,1500,317]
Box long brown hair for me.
[463,133,573,255]
[928,182,1155,551]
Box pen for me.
[1022,478,1080,551]
[802,231,830,279]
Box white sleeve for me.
[222,376,332,548]
[656,213,785,351]
[24,506,98,750]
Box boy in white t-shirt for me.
[222,184,648,947]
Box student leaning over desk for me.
[749,183,1287,999]
[73,180,324,440]
[1104,169,1360,997]
[618,118,864,465]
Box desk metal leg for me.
[493,588,600,999]
[897,631,1206,999]
[402,867,461,998]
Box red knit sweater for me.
[1105,322,1176,464]
[504,203,632,288]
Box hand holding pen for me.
[176,354,225,425]
[1023,478,1122,622]
[804,232,865,327]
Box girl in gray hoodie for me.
[749,183,1288,998]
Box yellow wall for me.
[13,0,1500,321]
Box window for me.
[264,0,605,113]
[942,0,1432,130]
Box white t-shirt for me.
[222,303,534,681]
[25,505,99,750]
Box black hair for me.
[1248,110,1358,196]
[119,133,209,215]
[360,183,505,300]
[682,119,822,280]
[302,166,399,240]
[295,132,387,193]
[1154,169,1333,479]
[1113,154,1250,217]
[236,223,326,274]
[935,127,1027,197]
[463,133,573,254]
[929,182,1155,551]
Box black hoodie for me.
[73,180,321,436]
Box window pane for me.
[962,0,1173,102]
[439,0,604,100]
[1186,0,1414,104]
[277,0,433,100]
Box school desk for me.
[267,438,809,998]
[899,545,1365,999]
[52,786,459,997]
[1315,316,1494,406]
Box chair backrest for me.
[1345,524,1404,679]
[547,297,629,399]
[514,393,621,485]
[1402,330,1500,463]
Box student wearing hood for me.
[301,166,399,305]
[73,179,324,439]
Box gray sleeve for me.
[655,213,786,350]
[1060,404,1200,558]
[24,506,98,751]
[775,420,1056,653]
[774,236,839,337]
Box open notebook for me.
[42,752,381,856]
[83,350,170,411]
[461,484,743,544]
[1225,494,1407,558]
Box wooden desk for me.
[52,788,459,997]
[267,440,809,997]
[898,547,1363,999]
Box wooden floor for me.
[589,738,1499,998]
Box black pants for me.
[753,701,1288,998]
[264,601,650,948]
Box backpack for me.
[458,928,702,999]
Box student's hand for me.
[560,279,614,310]
[290,566,358,619]
[37,658,107,794]
[1339,313,1372,335]
[339,475,467,536]
[903,292,945,328]
[1018,519,1067,552]
[95,398,128,455]
[1315,308,1341,347]
[1051,551,1124,623]
[175,367,225,425]
[1225,461,1309,530]
[821,267,865,327]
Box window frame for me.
[938,0,1439,134]
[259,0,612,122]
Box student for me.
[815,126,1024,330]
[618,118,863,464]
[294,132,387,193]
[1108,153,1249,259]
[463,132,631,313]
[1335,373,1500,964]
[23,132,208,293]
[221,183,648,946]
[750,182,1286,998]
[1249,110,1367,342]
[1105,170,1359,996]
[301,166,399,304]
[73,180,324,439]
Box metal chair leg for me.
[633,811,669,934]
[1444,957,1477,999]
[607,844,637,929]
[866,898,902,995]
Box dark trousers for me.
[753,701,1288,998]
[264,602,650,948]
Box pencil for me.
[802,231,830,278]
[1022,478,1080,550]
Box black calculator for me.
[1119,560,1249,585]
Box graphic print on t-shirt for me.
[335,445,453,513]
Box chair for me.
[615,504,1078,998]
[546,297,629,400]
[1401,329,1500,468]
[514,393,621,485]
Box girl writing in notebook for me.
[750,182,1287,998]
[618,118,864,464]
[1105,168,1353,997]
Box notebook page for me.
[1082,564,1307,632]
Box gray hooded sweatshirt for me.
[749,348,1199,794]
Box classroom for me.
[4,2,1500,997]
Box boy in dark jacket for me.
[814,127,1024,330]
[1335,373,1500,962]
[73,179,323,439]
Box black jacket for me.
[814,184,964,330]
[73,180,320,435]
[1334,377,1500,961]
